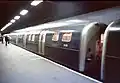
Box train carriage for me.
[8,21,107,80]
[101,19,120,83]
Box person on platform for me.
[1,36,3,44]
[5,36,9,46]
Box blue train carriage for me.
[101,19,120,83]
[8,22,107,81]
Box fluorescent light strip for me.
[10,19,16,23]
[20,9,28,15]
[1,23,12,31]
[14,16,20,20]
[31,0,43,6]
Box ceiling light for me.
[14,16,20,20]
[31,0,43,6]
[10,19,16,23]
[20,9,28,15]
[1,22,12,31]
[7,22,12,26]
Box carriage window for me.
[34,34,39,42]
[19,35,23,39]
[52,32,59,41]
[62,32,72,42]
[31,34,35,41]
[28,34,32,41]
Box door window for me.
[31,34,35,41]
[28,34,32,41]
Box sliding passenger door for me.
[44,31,80,71]
[26,33,39,53]
[80,23,107,80]
[23,34,27,48]
[9,35,17,44]
[39,31,46,55]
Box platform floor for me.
[0,43,102,83]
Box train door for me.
[16,35,18,45]
[80,23,107,81]
[84,30,100,80]
[17,35,24,47]
[26,34,33,51]
[23,34,27,48]
[60,31,80,70]
[44,31,60,61]
[39,31,46,55]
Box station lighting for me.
[14,16,20,20]
[1,23,12,31]
[10,19,16,23]
[20,9,28,15]
[31,0,43,6]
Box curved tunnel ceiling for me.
[1,1,120,34]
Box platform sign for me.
[52,32,59,41]
[62,32,72,42]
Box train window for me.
[31,34,35,41]
[106,31,120,57]
[62,32,72,42]
[52,32,59,41]
[19,35,23,39]
[34,34,39,43]
[69,33,80,50]
[28,34,32,41]
[46,33,53,45]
